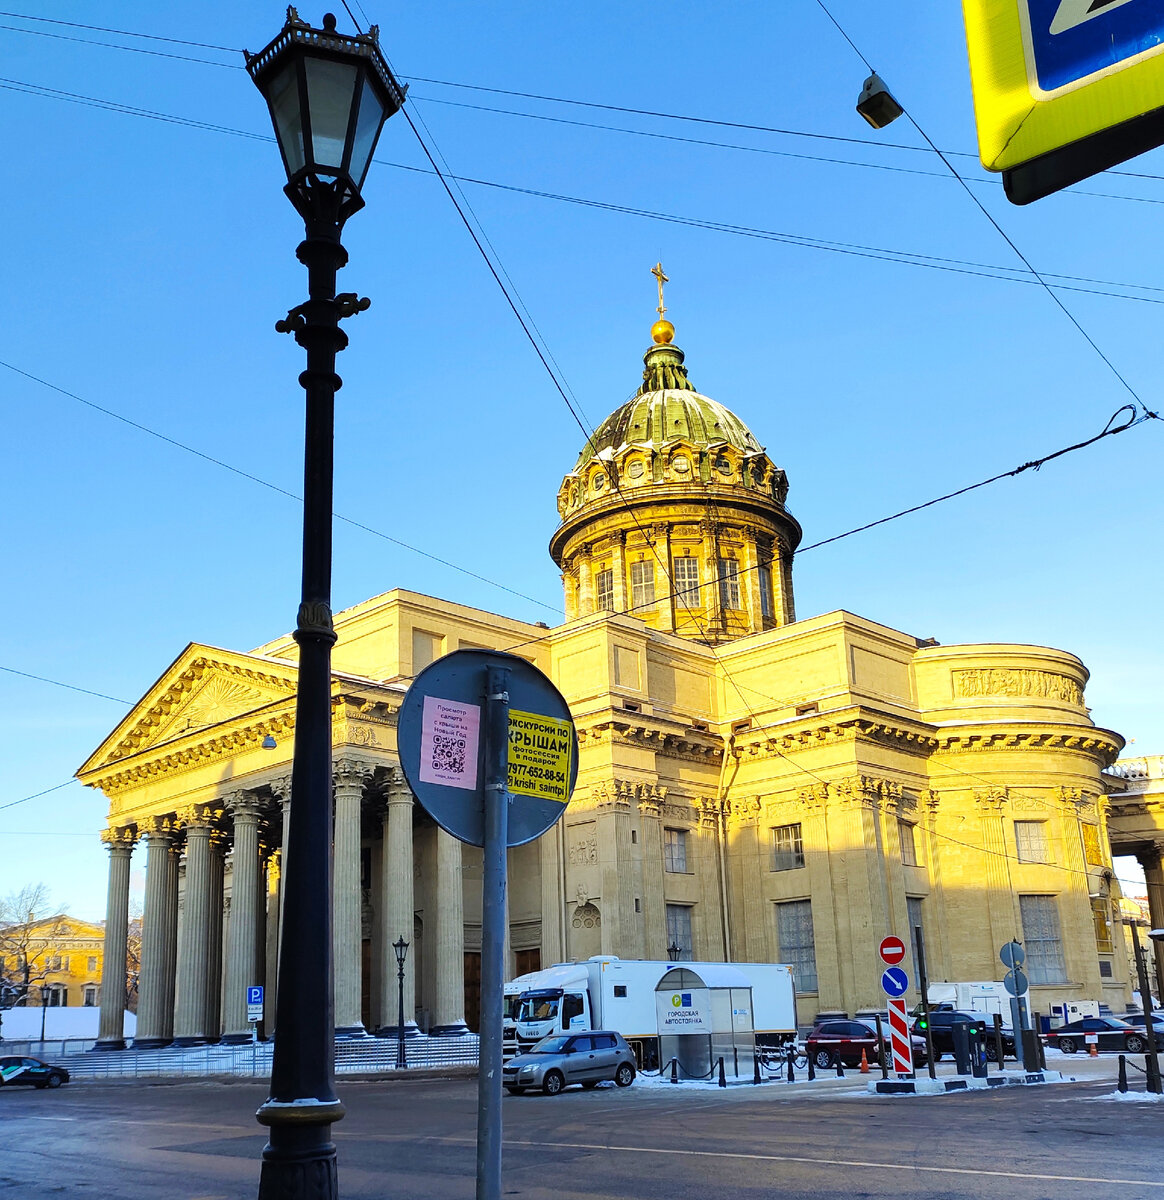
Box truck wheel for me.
[812,1049,832,1069]
[542,1071,565,1096]
[1058,1037,1077,1054]
[614,1063,635,1087]
[505,1087,525,1095]
[1126,1035,1145,1054]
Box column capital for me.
[175,804,220,831]
[101,824,138,851]
[385,766,414,807]
[224,791,264,823]
[334,756,375,793]
[139,814,179,840]
[268,774,292,803]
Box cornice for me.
[578,719,723,764]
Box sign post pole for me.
[912,926,936,1080]
[476,665,511,1200]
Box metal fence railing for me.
[1,1038,97,1059]
[15,1033,480,1081]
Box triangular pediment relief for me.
[78,643,299,778]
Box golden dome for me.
[651,319,675,344]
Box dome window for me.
[672,456,691,475]
[592,473,606,493]
[627,460,645,480]
[715,456,733,477]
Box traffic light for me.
[916,1016,928,1031]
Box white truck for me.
[503,956,797,1068]
[926,981,1011,1016]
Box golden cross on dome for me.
[651,262,669,317]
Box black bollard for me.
[807,1055,816,1081]
[718,1057,727,1088]
[734,1046,739,1078]
[836,1059,845,1078]
[753,1053,762,1085]
[1118,1054,1128,1094]
[670,1056,679,1084]
[787,1054,795,1083]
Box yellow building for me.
[1,915,105,1010]
[77,295,1130,1050]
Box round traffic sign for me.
[1003,968,1029,997]
[1000,940,1026,969]
[881,966,910,998]
[397,649,579,848]
[879,935,907,965]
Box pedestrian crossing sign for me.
[962,0,1164,201]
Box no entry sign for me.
[879,935,906,966]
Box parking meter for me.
[968,1020,987,1078]
[951,1019,972,1074]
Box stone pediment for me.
[77,643,298,778]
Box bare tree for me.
[0,884,69,1007]
[125,900,143,1013]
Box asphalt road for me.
[1,1069,1161,1200]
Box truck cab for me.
[513,987,591,1053]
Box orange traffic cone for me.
[1089,1041,1099,1058]
[860,1048,870,1074]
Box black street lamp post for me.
[244,11,405,1199]
[667,942,682,962]
[393,936,409,1070]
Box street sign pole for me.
[913,925,936,1080]
[477,665,510,1200]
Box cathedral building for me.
[78,290,1131,1050]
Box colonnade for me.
[94,759,469,1050]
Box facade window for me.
[907,897,924,984]
[770,823,805,872]
[1081,823,1104,866]
[87,956,97,973]
[899,822,919,867]
[776,900,817,993]
[717,558,741,610]
[1015,821,1049,864]
[82,985,98,1007]
[49,956,62,971]
[673,556,700,608]
[665,904,693,960]
[631,560,655,609]
[1091,898,1114,954]
[663,827,688,873]
[1019,895,1068,984]
[595,568,614,611]
[759,565,774,619]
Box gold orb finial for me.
[651,319,675,344]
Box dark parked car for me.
[806,1019,927,1069]
[912,1009,1016,1061]
[1044,1017,1147,1055]
[503,1030,636,1095]
[0,1056,70,1089]
[1122,1013,1164,1037]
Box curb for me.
[870,1070,1073,1095]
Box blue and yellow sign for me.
[963,1,1164,201]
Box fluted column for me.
[222,794,263,1042]
[162,835,180,1040]
[206,831,226,1040]
[611,531,627,613]
[95,827,136,1050]
[174,809,215,1046]
[577,545,594,615]
[378,769,417,1037]
[134,821,176,1049]
[432,827,468,1035]
[334,758,369,1036]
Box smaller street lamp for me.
[393,936,409,1070]
[39,984,50,1044]
[667,942,682,962]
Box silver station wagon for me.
[503,1030,637,1095]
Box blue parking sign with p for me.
[246,985,264,1021]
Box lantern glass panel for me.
[269,62,306,176]
[304,57,359,173]
[349,75,387,189]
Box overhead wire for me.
[0,358,563,615]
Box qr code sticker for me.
[431,733,467,775]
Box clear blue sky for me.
[1,2,1160,919]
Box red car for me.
[806,1018,928,1069]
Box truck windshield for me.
[518,994,560,1023]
